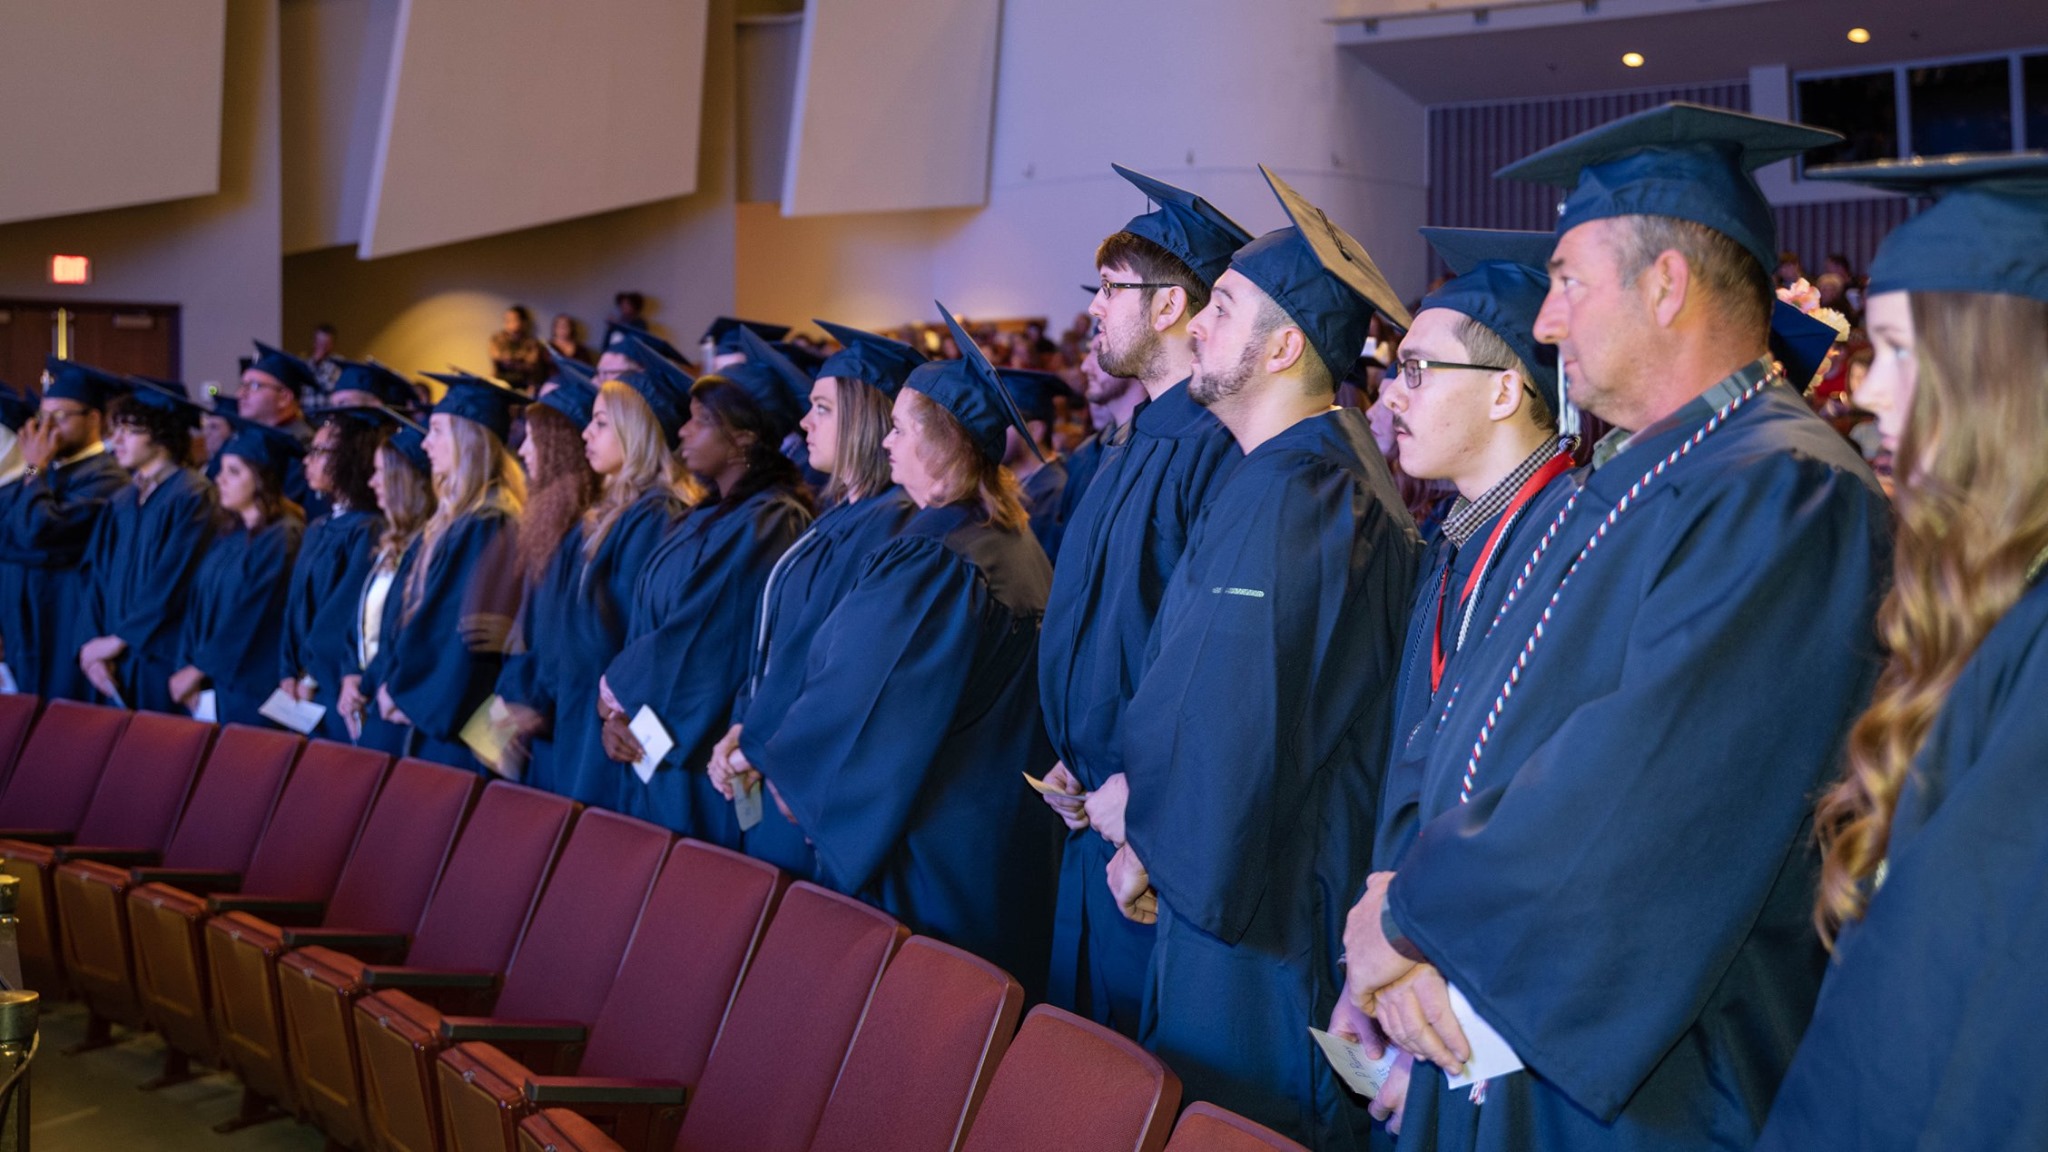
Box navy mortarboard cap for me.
[387,413,431,474]
[40,357,124,410]
[316,403,408,434]
[332,358,416,409]
[613,365,692,447]
[0,383,35,433]
[912,304,1044,465]
[1769,301,1845,388]
[249,341,318,394]
[115,375,204,428]
[1806,152,2048,303]
[995,369,1067,426]
[1496,102,1841,275]
[1418,227,1562,411]
[1229,166,1412,384]
[772,341,826,378]
[220,414,307,483]
[537,378,598,431]
[724,327,811,440]
[606,323,689,368]
[1110,164,1254,289]
[701,317,791,356]
[547,348,596,392]
[202,383,240,418]
[814,319,927,396]
[425,371,524,441]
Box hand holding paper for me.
[627,706,674,785]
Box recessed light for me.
[1622,51,1645,67]
[1847,27,1872,43]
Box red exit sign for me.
[49,255,92,285]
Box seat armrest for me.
[53,845,160,866]
[360,966,497,990]
[439,1017,587,1044]
[130,866,242,893]
[277,927,410,955]
[0,829,73,847]
[206,893,326,919]
[524,1076,688,1106]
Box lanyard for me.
[1429,452,1576,694]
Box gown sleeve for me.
[379,512,521,743]
[108,480,220,657]
[0,461,126,556]
[195,524,301,690]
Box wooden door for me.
[0,300,181,391]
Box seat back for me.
[677,882,906,1152]
[70,711,214,849]
[319,757,477,930]
[159,725,300,871]
[580,840,786,1081]
[0,701,128,832]
[403,782,577,971]
[809,937,1025,1152]
[492,809,670,1021]
[0,695,41,792]
[239,741,393,901]
[1162,1104,1311,1152]
[958,1006,1180,1152]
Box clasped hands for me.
[1037,767,1157,925]
[1339,872,1471,1074]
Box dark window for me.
[2025,53,2048,149]
[1908,59,2013,155]
[1797,71,1900,170]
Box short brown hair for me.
[1453,314,1554,429]
[1094,231,1210,321]
[1615,216,1772,345]
[901,390,1028,533]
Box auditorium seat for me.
[1162,1104,1311,1152]
[955,1006,1181,1152]
[0,698,128,846]
[436,840,785,1152]
[0,710,212,994]
[278,782,577,1150]
[512,882,905,1152]
[0,694,41,793]
[806,936,1024,1152]
[53,723,299,1056]
[355,808,670,1152]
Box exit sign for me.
[49,255,91,285]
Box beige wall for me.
[280,0,400,254]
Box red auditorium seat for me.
[955,1006,1181,1152]
[54,723,299,1058]
[513,882,905,1152]
[355,808,671,1152]
[277,782,576,1150]
[806,936,1025,1152]
[0,694,42,793]
[435,840,785,1152]
[1162,1103,1311,1152]
[0,699,129,848]
[0,710,212,994]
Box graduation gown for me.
[1385,378,1892,1151]
[277,506,382,741]
[1057,424,1111,527]
[365,505,521,770]
[606,488,810,840]
[1121,407,1418,1151]
[83,468,221,714]
[732,486,917,878]
[0,450,127,700]
[1037,380,1241,1031]
[1756,577,2048,1151]
[743,502,1060,995]
[498,491,682,806]
[1020,457,1068,561]
[180,517,303,727]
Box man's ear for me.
[1152,285,1190,332]
[1488,371,1527,424]
[1650,249,1692,329]
[1265,326,1312,377]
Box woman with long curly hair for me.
[1759,157,2048,1150]
[277,408,388,742]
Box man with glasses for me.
[0,359,129,701]
[241,341,325,516]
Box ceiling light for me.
[1847,27,1872,43]
[1622,52,1645,67]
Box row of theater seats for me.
[0,696,1308,1152]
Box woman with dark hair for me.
[78,380,221,712]
[1759,158,2048,1151]
[600,347,813,840]
[548,313,594,366]
[337,420,436,754]
[277,409,389,740]
[736,311,1058,994]
[710,320,922,876]
[490,305,548,395]
[171,422,305,726]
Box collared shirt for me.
[1440,436,1576,549]
[1590,356,1775,470]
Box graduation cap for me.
[547,348,596,392]
[316,403,410,434]
[911,303,1044,465]
[1769,300,1846,389]
[202,383,241,419]
[424,370,525,441]
[771,341,826,378]
[701,317,791,357]
[995,368,1068,426]
[331,358,417,410]
[219,414,308,484]
[536,378,598,431]
[1805,151,2048,303]
[1110,164,1254,289]
[1229,166,1411,385]
[0,383,35,433]
[613,364,692,447]
[1417,227,1564,423]
[606,323,689,368]
[1495,102,1842,275]
[387,413,432,475]
[113,375,205,428]
[249,340,319,395]
[40,356,125,410]
[813,319,927,397]
[724,326,812,440]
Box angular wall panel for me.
[280,0,400,254]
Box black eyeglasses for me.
[1396,358,1512,390]
[1094,280,1176,298]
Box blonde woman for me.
[1760,156,2048,1150]
[337,416,435,754]
[361,373,525,770]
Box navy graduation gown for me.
[743,502,1060,995]
[1386,381,1891,1151]
[1020,457,1069,561]
[606,488,810,840]
[1757,578,2048,1151]
[1057,425,1111,527]
[346,550,414,758]
[732,486,917,878]
[1121,408,1418,1151]
[278,506,381,742]
[1038,380,1241,1031]
[180,517,303,727]
[83,468,221,713]
[0,451,128,700]
[499,491,681,807]
[365,506,521,770]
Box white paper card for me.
[258,688,327,735]
[0,664,17,695]
[1309,1027,1398,1100]
[628,706,674,785]
[734,778,764,832]
[193,690,218,723]
[1443,984,1525,1089]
